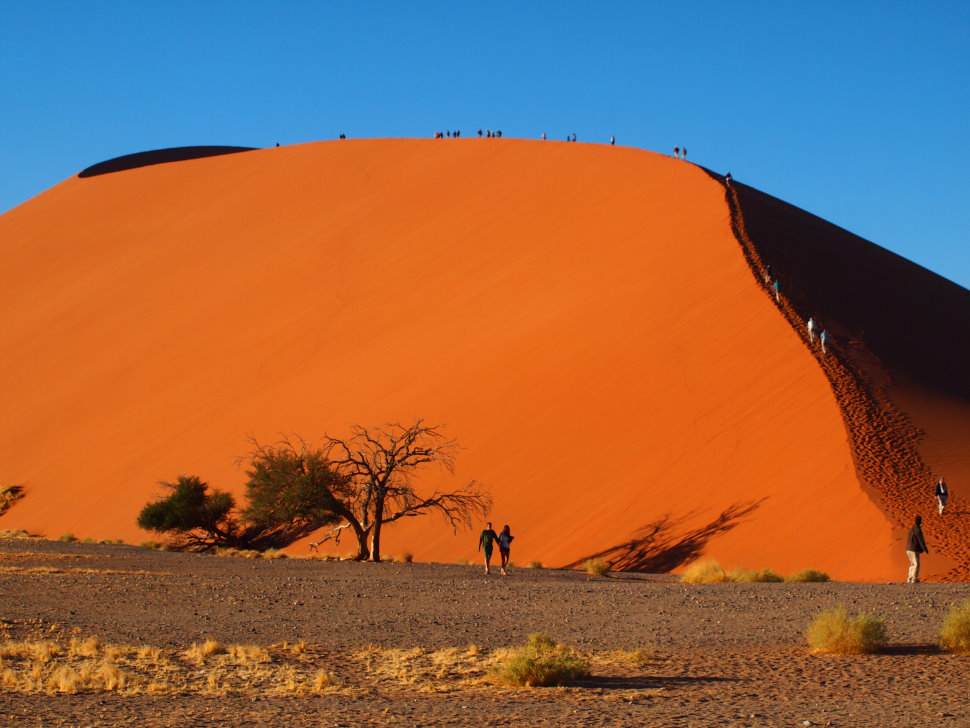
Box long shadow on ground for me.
[562,500,764,573]
[78,146,258,177]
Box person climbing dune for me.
[773,279,781,303]
[807,317,817,343]
[935,477,949,515]
[820,330,832,354]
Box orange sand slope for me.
[0,138,956,581]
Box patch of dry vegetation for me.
[490,633,590,687]
[0,566,164,576]
[682,560,829,583]
[0,529,36,540]
[939,599,970,653]
[584,559,610,577]
[805,607,887,654]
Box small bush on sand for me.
[399,552,413,563]
[57,533,76,543]
[682,560,728,583]
[260,548,287,560]
[528,560,543,569]
[939,599,970,653]
[184,638,227,662]
[733,567,784,583]
[491,633,589,687]
[457,558,470,565]
[806,607,886,654]
[584,559,610,577]
[787,568,830,583]
[140,541,164,550]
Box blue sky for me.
[2,2,968,287]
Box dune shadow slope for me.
[78,146,258,178]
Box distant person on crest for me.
[674,146,679,157]
[763,264,772,284]
[773,279,781,303]
[478,522,499,575]
[725,171,732,186]
[807,317,817,343]
[498,525,514,576]
[935,477,949,515]
[478,128,483,138]
[610,135,615,146]
[682,147,687,159]
[820,330,832,354]
[906,515,929,583]
[541,132,546,140]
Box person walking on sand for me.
[610,135,615,146]
[497,524,514,576]
[807,317,817,343]
[478,522,499,575]
[820,330,832,354]
[935,477,949,515]
[541,132,546,140]
[674,146,679,157]
[763,264,772,285]
[906,515,929,583]
[773,279,781,303]
[682,147,687,159]
[725,171,732,186]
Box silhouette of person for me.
[682,147,687,159]
[906,515,929,583]
[610,135,615,146]
[478,522,499,575]
[820,330,832,354]
[807,317,817,343]
[541,132,546,140]
[674,146,680,157]
[773,279,781,303]
[935,477,949,515]
[275,143,280,147]
[478,129,482,138]
[497,130,502,137]
[725,172,732,186]
[498,525,514,576]
[763,264,772,285]
[571,133,576,142]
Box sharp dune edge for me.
[0,139,966,581]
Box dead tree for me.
[322,420,490,561]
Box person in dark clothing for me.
[478,522,499,575]
[935,477,949,515]
[905,515,929,583]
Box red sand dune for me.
[0,139,966,581]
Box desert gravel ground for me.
[1,537,969,727]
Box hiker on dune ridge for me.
[807,317,817,344]
[935,477,949,515]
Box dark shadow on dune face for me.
[78,146,258,178]
[562,501,765,573]
[731,182,970,401]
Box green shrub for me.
[806,607,887,654]
[939,600,970,653]
[584,559,610,576]
[734,567,784,583]
[57,533,76,543]
[491,633,589,687]
[787,568,831,583]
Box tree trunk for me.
[353,527,369,561]
[369,494,385,562]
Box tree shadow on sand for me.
[562,500,765,573]
[575,674,735,690]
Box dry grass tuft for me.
[68,637,102,659]
[0,529,35,540]
[57,533,76,543]
[683,560,829,583]
[227,644,270,663]
[584,559,610,577]
[528,560,543,569]
[939,599,970,653]
[490,633,589,687]
[399,552,414,563]
[787,568,831,583]
[806,607,887,654]
[184,638,227,662]
[260,548,287,560]
[681,560,729,583]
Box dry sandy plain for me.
[2,536,969,727]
